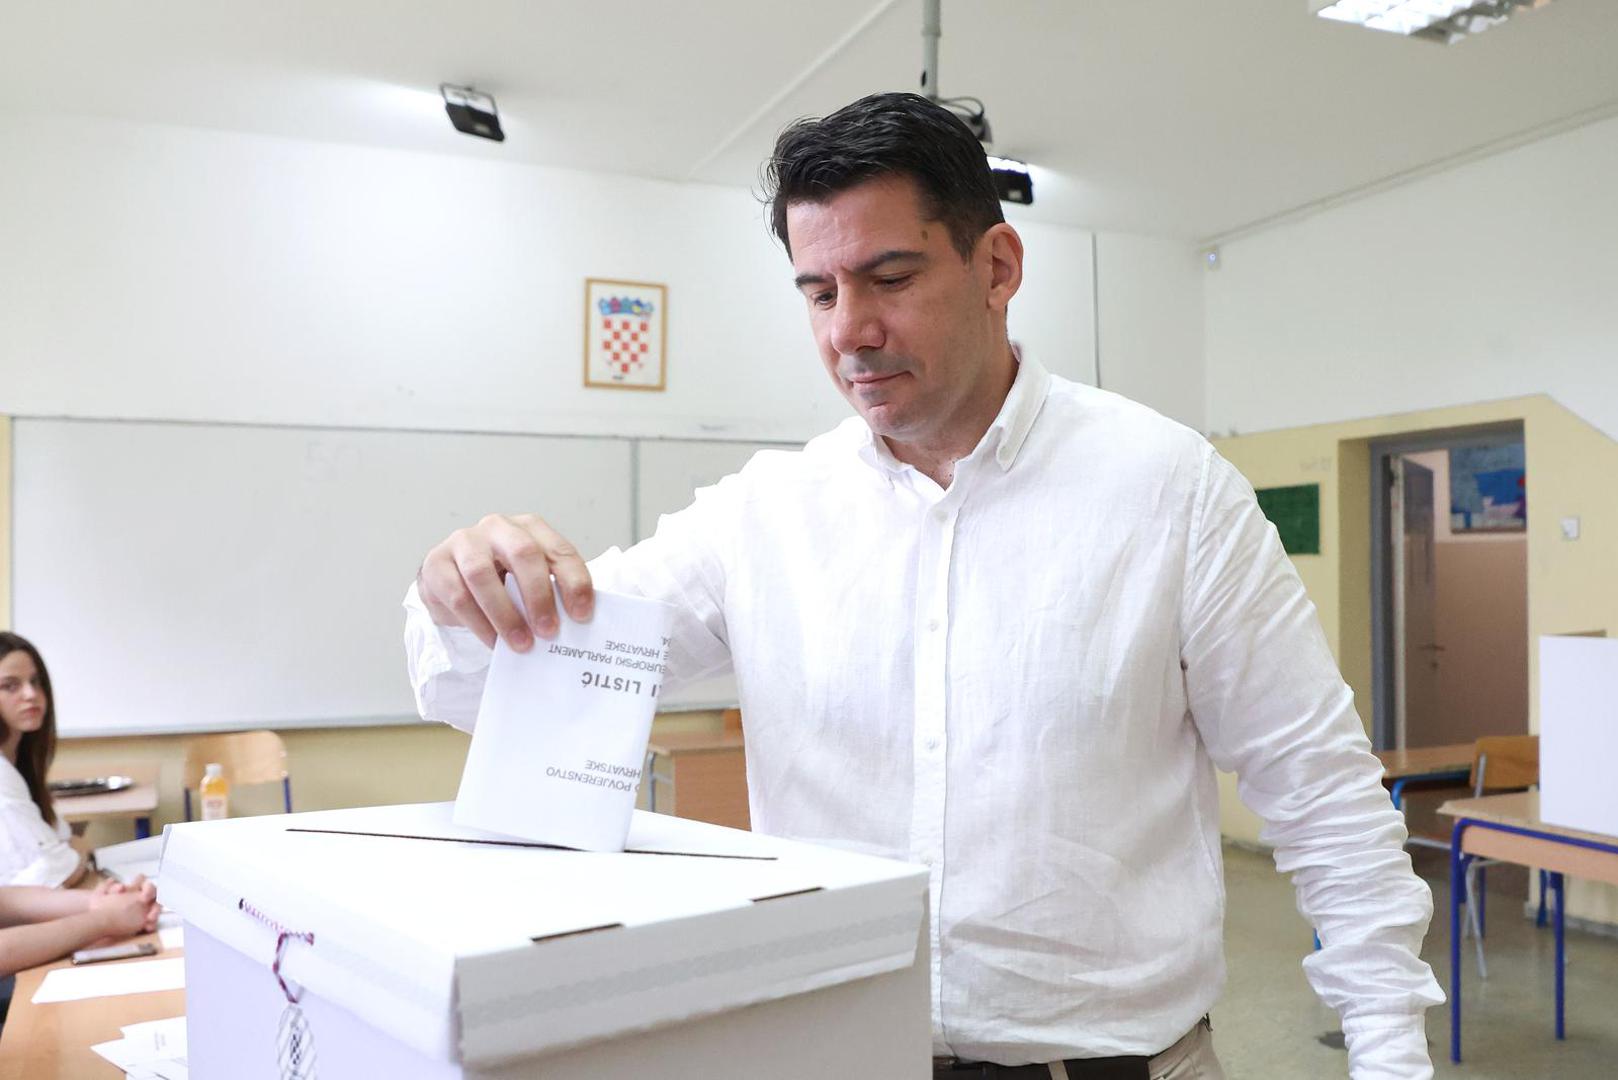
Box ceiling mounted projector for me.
[441,84,504,142]
[1312,0,1555,43]
[920,0,1033,206]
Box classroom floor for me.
[1214,842,1618,1079]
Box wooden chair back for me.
[183,730,289,792]
[1470,734,1539,795]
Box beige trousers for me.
[1043,1020,1224,1079]
[1141,1019,1225,1080]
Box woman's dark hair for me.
[0,632,58,827]
[763,91,1005,261]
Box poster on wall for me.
[1450,443,1525,532]
[583,278,667,391]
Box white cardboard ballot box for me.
[158,802,930,1079]
[1540,635,1618,838]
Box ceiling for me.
[4,0,1617,241]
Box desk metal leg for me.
[1450,837,1469,1064]
[1478,865,1487,935]
[1390,778,1407,810]
[135,817,152,840]
[1537,869,1549,928]
[644,751,659,813]
[1552,871,1566,1040]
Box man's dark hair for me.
[763,92,1004,261]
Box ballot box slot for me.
[751,886,825,904]
[284,826,778,860]
[529,922,626,945]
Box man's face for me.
[787,175,1005,446]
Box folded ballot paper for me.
[453,577,675,851]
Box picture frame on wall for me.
[1449,442,1526,532]
[583,278,667,391]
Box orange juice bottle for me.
[200,762,230,821]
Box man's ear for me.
[982,223,1024,313]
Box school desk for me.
[0,930,179,1079]
[641,729,749,830]
[1438,790,1618,1064]
[49,763,161,841]
[1374,742,1474,809]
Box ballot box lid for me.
[158,802,927,1068]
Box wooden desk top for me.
[645,730,745,756]
[0,932,182,1080]
[1375,743,1474,779]
[1438,791,1618,846]
[1438,792,1618,888]
[48,763,160,823]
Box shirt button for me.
[925,737,940,751]
[927,617,941,632]
[932,508,948,523]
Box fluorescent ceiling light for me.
[1312,0,1554,43]
[986,155,1029,173]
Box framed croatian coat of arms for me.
[583,278,667,391]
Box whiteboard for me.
[13,420,631,736]
[635,439,787,542]
[634,439,793,710]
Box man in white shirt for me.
[405,92,1443,1078]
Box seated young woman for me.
[0,874,159,977]
[0,633,88,888]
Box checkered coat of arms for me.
[584,279,666,390]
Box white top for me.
[405,356,1444,1077]
[0,755,78,887]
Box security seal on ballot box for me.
[453,576,675,852]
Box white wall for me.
[1097,233,1204,430]
[1205,112,1618,441]
[0,113,1200,441]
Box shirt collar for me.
[854,346,1052,476]
[985,346,1051,471]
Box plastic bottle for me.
[200,762,230,821]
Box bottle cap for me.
[205,763,223,778]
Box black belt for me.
[933,1057,1147,1079]
[932,1016,1208,1080]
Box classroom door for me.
[1393,457,1441,749]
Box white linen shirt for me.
[0,755,78,887]
[404,355,1444,1078]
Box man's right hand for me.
[416,513,595,652]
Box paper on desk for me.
[90,1015,187,1071]
[454,578,674,852]
[91,1038,144,1070]
[158,925,184,949]
[122,1015,187,1049]
[32,956,185,1003]
[95,835,164,886]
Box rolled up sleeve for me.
[402,581,493,733]
[1180,447,1444,1080]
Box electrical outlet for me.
[1560,516,1581,541]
